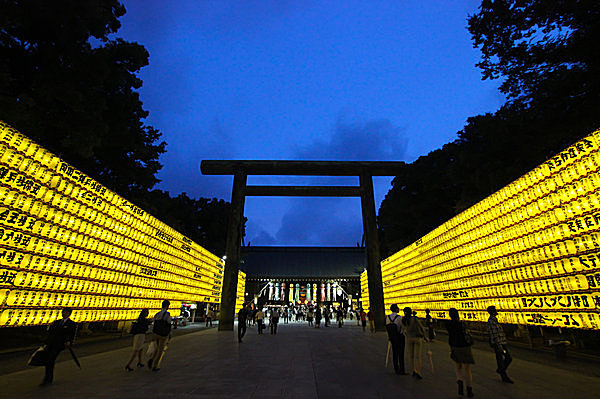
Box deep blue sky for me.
[117,1,505,248]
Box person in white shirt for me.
[256,309,265,334]
[270,309,280,334]
[385,304,407,375]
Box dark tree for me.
[379,0,600,256]
[0,0,165,197]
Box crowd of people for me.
[385,304,514,397]
[234,303,375,340]
[34,301,514,397]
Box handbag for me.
[28,346,48,366]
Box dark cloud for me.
[296,118,407,161]
[273,198,363,246]
[248,118,406,246]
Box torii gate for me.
[200,160,404,331]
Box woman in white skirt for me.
[125,309,151,371]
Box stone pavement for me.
[0,321,599,399]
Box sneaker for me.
[147,359,153,369]
[413,372,423,380]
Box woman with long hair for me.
[125,308,151,371]
[446,308,475,397]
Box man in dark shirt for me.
[42,307,77,386]
[238,305,248,343]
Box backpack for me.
[385,315,400,341]
[153,311,171,337]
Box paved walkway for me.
[1,321,599,398]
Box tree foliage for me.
[0,0,165,196]
[0,1,233,254]
[379,0,600,257]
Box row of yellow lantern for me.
[0,139,219,281]
[382,196,599,285]
[0,180,222,283]
[360,270,370,312]
[385,294,600,315]
[382,302,600,330]
[8,268,219,297]
[385,274,593,304]
[0,124,225,325]
[0,307,159,327]
[381,130,600,329]
[383,131,600,268]
[383,251,599,296]
[0,226,222,297]
[0,123,215,265]
[0,202,223,289]
[4,289,164,309]
[406,131,600,258]
[235,270,246,313]
[382,187,600,280]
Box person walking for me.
[324,307,330,327]
[336,308,344,328]
[206,308,214,327]
[425,309,435,340]
[360,309,367,332]
[40,307,77,386]
[238,304,249,342]
[402,306,426,379]
[149,300,172,371]
[256,308,265,334]
[270,308,280,334]
[385,304,406,375]
[315,307,322,328]
[367,309,375,333]
[307,308,314,327]
[487,306,513,383]
[125,309,151,371]
[447,308,475,397]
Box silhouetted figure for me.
[337,308,344,328]
[238,305,248,342]
[425,309,435,340]
[315,308,322,328]
[125,308,150,371]
[402,306,426,379]
[447,308,475,397]
[385,304,406,375]
[41,307,77,386]
[324,308,330,327]
[256,309,265,334]
[270,308,280,334]
[150,300,172,371]
[487,306,513,383]
[367,309,375,333]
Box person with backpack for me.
[447,308,475,397]
[402,306,426,379]
[149,300,172,371]
[125,308,150,371]
[385,304,407,375]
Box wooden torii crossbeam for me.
[200,160,405,332]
